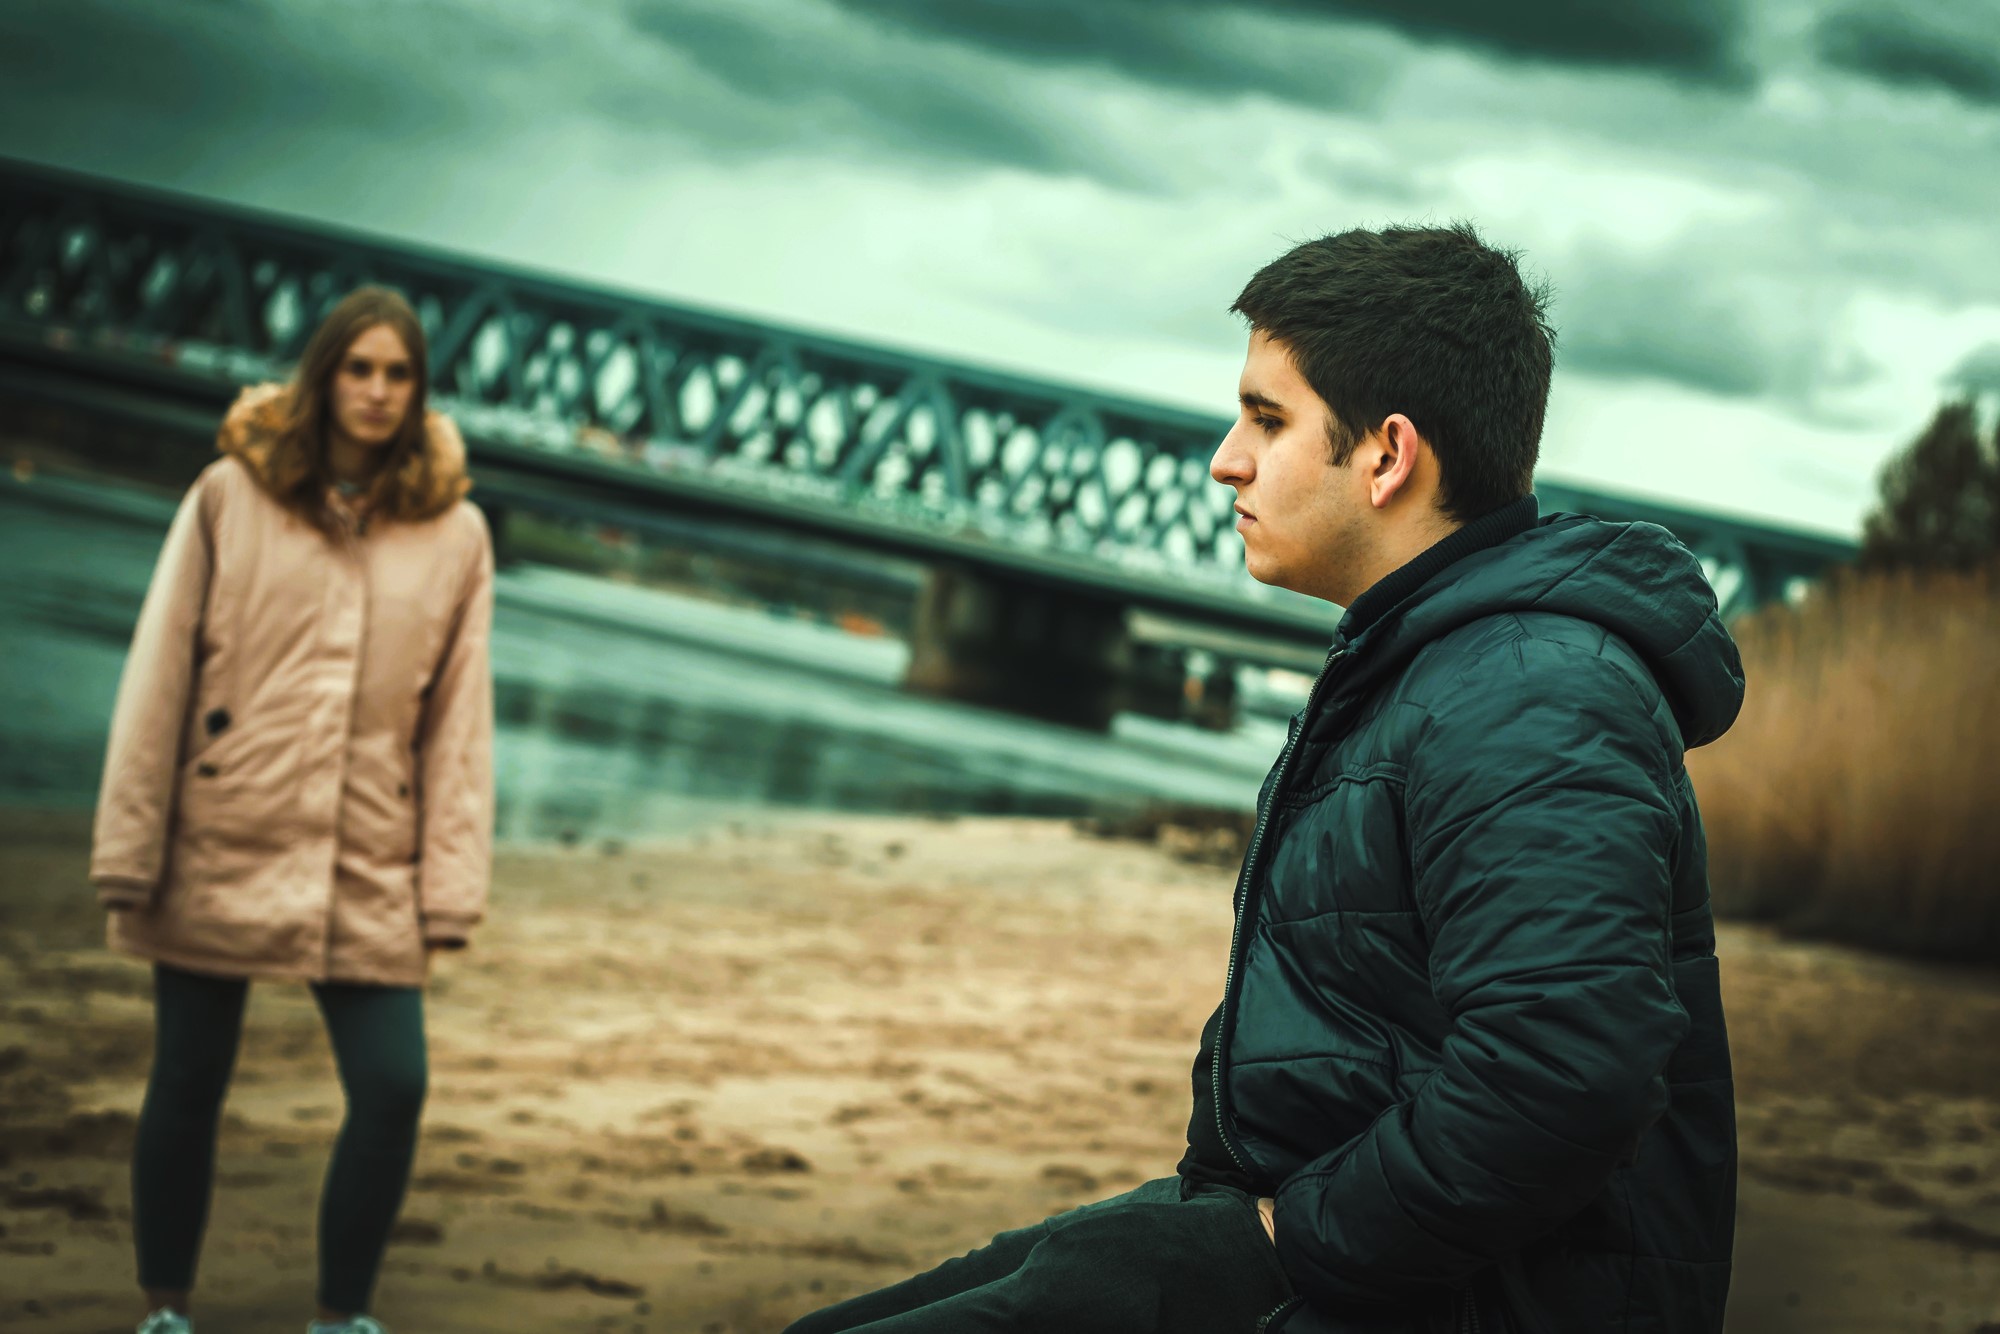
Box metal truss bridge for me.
[0,155,1854,723]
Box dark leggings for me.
[133,963,427,1314]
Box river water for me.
[1,472,1298,843]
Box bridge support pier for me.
[903,565,1130,731]
[1123,644,1241,732]
[1182,651,1240,732]
[1122,641,1190,724]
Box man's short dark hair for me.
[1231,223,1556,522]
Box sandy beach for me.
[3,809,1998,1333]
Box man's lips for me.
[1235,505,1256,527]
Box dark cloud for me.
[828,0,1242,89]
[0,0,463,148]
[619,2,1113,180]
[821,0,1382,106]
[0,0,1147,190]
[1275,0,1748,79]
[831,0,1749,91]
[1950,343,2000,396]
[1814,6,2000,105]
[1553,251,1875,404]
[1546,298,1764,398]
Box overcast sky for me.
[7,0,2000,537]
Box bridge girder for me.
[1,156,1854,648]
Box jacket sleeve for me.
[90,472,218,906]
[1272,640,1689,1309]
[415,508,495,946]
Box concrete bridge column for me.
[1181,650,1240,733]
[1122,641,1192,724]
[903,564,1130,731]
[1123,643,1241,732]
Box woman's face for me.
[329,323,417,449]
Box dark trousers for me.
[132,963,427,1314]
[785,1176,1294,1333]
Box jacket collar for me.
[218,381,470,524]
[1335,495,1539,648]
[1316,493,1745,750]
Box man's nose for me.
[1211,424,1251,487]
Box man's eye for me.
[1255,415,1281,433]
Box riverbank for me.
[2,810,1997,1332]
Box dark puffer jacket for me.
[1219,497,1744,1334]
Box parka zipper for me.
[322,503,369,979]
[1211,644,1349,1177]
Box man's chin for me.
[1245,561,1335,606]
[1243,557,1288,591]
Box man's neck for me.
[1335,515,1462,610]
[1337,496,1541,639]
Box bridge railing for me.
[0,156,1854,624]
[0,156,1253,591]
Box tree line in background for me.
[1860,399,2000,573]
[1691,396,2000,962]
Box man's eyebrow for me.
[1239,391,1286,414]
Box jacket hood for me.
[1338,500,1746,749]
[218,381,471,522]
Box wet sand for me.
[2,810,1998,1333]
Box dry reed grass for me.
[1689,566,2000,961]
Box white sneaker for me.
[137,1311,192,1334]
[307,1318,387,1334]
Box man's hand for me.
[1257,1196,1276,1246]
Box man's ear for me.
[1368,413,1425,511]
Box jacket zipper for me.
[1255,1295,1305,1331]
[1211,644,1348,1177]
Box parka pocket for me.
[173,703,295,859]
[340,742,421,865]
[182,748,237,787]
[181,695,251,783]
[174,753,253,843]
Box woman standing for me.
[91,286,495,1334]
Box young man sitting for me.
[787,222,1742,1334]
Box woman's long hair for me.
[264,286,434,531]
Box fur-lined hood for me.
[218,381,471,523]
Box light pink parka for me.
[90,384,495,987]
